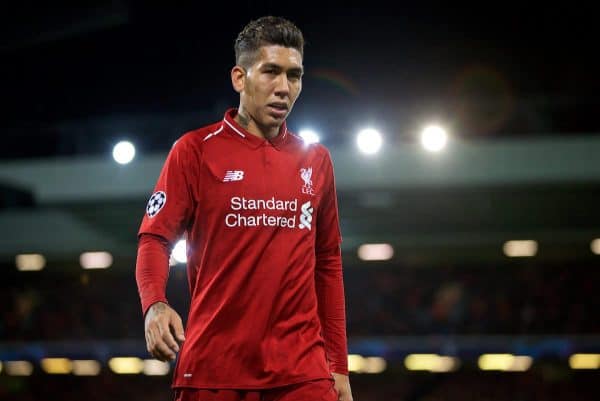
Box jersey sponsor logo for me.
[146,191,167,218]
[223,170,245,182]
[225,212,297,228]
[300,167,315,195]
[224,197,313,230]
[298,201,313,230]
[225,196,298,228]
[230,196,297,211]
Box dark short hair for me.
[234,16,304,68]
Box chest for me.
[199,144,325,217]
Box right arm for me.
[135,135,198,361]
[136,233,185,361]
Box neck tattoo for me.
[237,111,250,129]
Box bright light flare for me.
[108,357,144,374]
[80,251,113,269]
[5,361,34,376]
[347,355,387,373]
[503,240,538,257]
[299,129,320,145]
[363,357,387,373]
[357,243,394,261]
[72,360,102,376]
[143,359,171,376]
[41,358,72,374]
[478,354,533,371]
[348,354,365,372]
[113,141,136,164]
[16,254,46,271]
[591,239,600,255]
[420,125,448,152]
[569,354,600,369]
[404,354,460,372]
[356,128,383,155]
[172,240,187,263]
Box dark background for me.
[1,3,599,401]
[2,1,599,159]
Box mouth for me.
[267,102,289,117]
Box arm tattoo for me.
[154,302,167,314]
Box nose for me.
[274,73,290,98]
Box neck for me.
[235,107,280,139]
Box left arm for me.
[315,151,353,401]
[315,245,353,401]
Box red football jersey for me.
[138,109,348,389]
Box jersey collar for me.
[222,109,289,149]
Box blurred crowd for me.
[1,261,598,341]
[345,262,598,336]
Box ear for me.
[231,65,246,94]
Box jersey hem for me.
[171,374,333,390]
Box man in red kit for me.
[135,16,353,401]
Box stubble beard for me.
[237,107,284,139]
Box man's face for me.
[237,45,303,129]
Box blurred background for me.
[1,2,599,400]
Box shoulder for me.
[169,120,225,156]
[312,143,333,159]
[161,121,223,170]
[176,121,223,147]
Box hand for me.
[144,302,185,361]
[332,372,353,401]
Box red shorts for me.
[173,379,337,401]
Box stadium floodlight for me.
[569,354,600,370]
[72,360,101,376]
[172,239,187,264]
[362,357,387,374]
[357,243,394,261]
[356,128,383,155]
[41,358,72,374]
[347,354,365,373]
[143,359,171,376]
[15,253,45,271]
[478,354,533,371]
[80,251,113,269]
[404,354,459,372]
[113,140,136,164]
[591,239,600,255]
[420,124,448,152]
[347,354,387,374]
[108,357,144,374]
[5,361,33,376]
[503,240,537,257]
[299,129,320,145]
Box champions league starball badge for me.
[146,191,167,218]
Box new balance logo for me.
[223,170,244,182]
